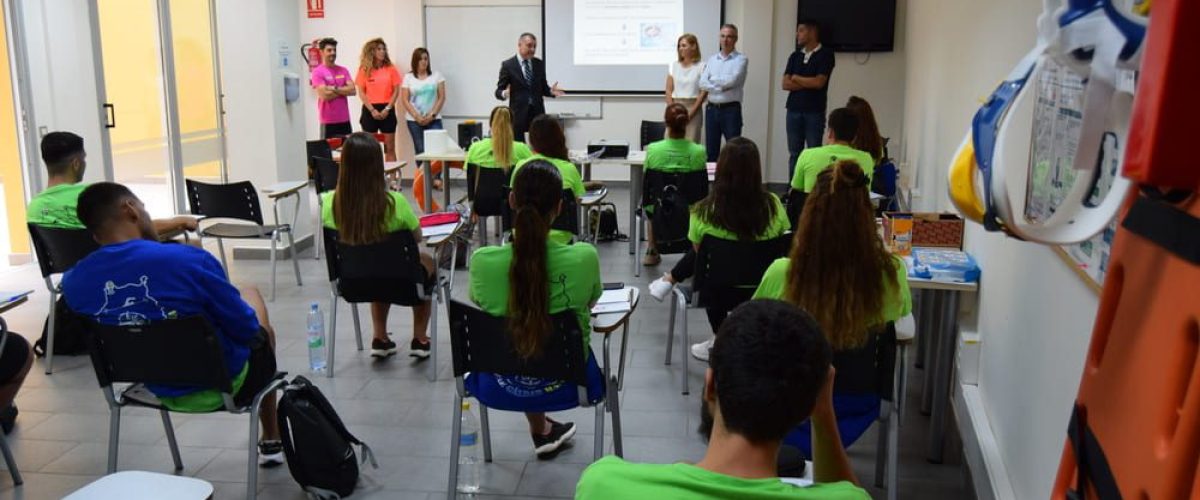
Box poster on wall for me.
[307,0,325,19]
[1026,58,1121,291]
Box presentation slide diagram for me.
[574,0,683,65]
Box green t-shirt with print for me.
[158,361,249,412]
[687,193,790,244]
[466,137,533,169]
[321,191,420,232]
[575,456,871,500]
[790,144,876,192]
[26,182,88,229]
[753,255,913,323]
[511,154,585,198]
[468,239,601,347]
[644,138,707,174]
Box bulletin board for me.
[1025,58,1121,293]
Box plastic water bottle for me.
[456,400,481,494]
[306,303,327,374]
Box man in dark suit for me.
[495,33,564,142]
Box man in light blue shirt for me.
[698,24,749,161]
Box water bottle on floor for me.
[457,400,480,494]
[306,303,327,374]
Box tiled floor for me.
[0,187,969,499]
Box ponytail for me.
[491,106,515,168]
[506,160,564,358]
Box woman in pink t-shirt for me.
[355,38,403,161]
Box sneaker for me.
[0,404,16,435]
[648,274,675,302]
[642,249,661,266]
[258,440,284,467]
[690,338,714,362]
[409,338,431,359]
[532,419,577,459]
[371,337,398,358]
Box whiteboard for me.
[424,5,542,118]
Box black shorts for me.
[360,104,398,134]
[233,329,278,407]
[0,334,30,383]
[322,121,353,139]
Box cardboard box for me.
[883,212,964,255]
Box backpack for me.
[277,376,377,499]
[591,203,626,242]
[650,185,691,254]
[33,296,89,357]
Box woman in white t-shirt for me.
[401,47,447,155]
[665,33,707,143]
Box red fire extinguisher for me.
[301,38,321,72]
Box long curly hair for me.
[358,38,393,75]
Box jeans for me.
[407,119,444,155]
[704,103,743,162]
[786,110,825,181]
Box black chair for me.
[666,234,790,394]
[445,299,622,499]
[639,120,666,150]
[81,315,286,500]
[786,189,809,231]
[306,139,333,171]
[27,224,101,374]
[466,164,512,245]
[501,189,579,241]
[0,316,21,485]
[322,228,444,380]
[310,157,340,260]
[634,170,710,275]
[184,179,302,302]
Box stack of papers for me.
[422,223,458,238]
[592,288,633,315]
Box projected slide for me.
[573,0,683,66]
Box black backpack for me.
[33,296,89,357]
[591,202,626,242]
[650,185,691,254]
[277,376,377,498]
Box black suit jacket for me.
[495,56,554,134]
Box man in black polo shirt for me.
[782,19,835,181]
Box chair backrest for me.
[786,190,809,232]
[466,164,511,217]
[639,121,666,150]
[832,322,898,401]
[312,157,340,194]
[447,299,588,390]
[322,228,428,306]
[694,234,791,293]
[27,224,101,278]
[185,179,265,226]
[82,314,235,396]
[642,170,710,206]
[306,140,333,172]
[501,189,578,237]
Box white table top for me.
[261,180,308,198]
[423,221,463,246]
[414,151,467,162]
[592,286,640,333]
[570,149,645,165]
[65,471,214,500]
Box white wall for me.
[899,0,1099,497]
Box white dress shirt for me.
[698,50,748,104]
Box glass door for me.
[169,0,226,184]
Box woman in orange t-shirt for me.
[356,38,403,161]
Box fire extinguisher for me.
[301,38,321,72]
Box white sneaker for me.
[648,274,675,302]
[690,338,714,362]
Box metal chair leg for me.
[633,213,642,278]
[677,291,690,396]
[875,407,888,488]
[665,291,677,365]
[269,231,279,302]
[247,397,262,500]
[45,285,57,374]
[447,395,463,500]
[160,410,184,471]
[327,290,339,379]
[286,229,302,286]
[593,404,605,461]
[479,404,493,462]
[428,289,440,382]
[609,375,623,457]
[0,434,22,485]
[350,303,363,351]
[216,238,229,277]
[886,406,899,500]
[478,216,489,246]
[107,407,121,473]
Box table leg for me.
[441,160,451,210]
[916,290,936,369]
[926,290,960,463]
[421,160,433,213]
[921,290,946,416]
[628,164,642,256]
[583,160,592,182]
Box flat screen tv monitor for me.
[797,0,897,52]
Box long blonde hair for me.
[358,38,393,74]
[677,33,701,63]
[490,106,515,168]
[333,133,394,245]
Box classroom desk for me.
[571,150,646,257]
[422,219,466,382]
[590,286,640,458]
[906,266,979,463]
[414,151,466,214]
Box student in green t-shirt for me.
[754,162,911,456]
[641,102,708,266]
[647,137,790,356]
[790,108,874,193]
[511,115,584,245]
[26,131,198,234]
[321,132,436,360]
[467,160,604,460]
[576,300,869,500]
[466,106,534,172]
